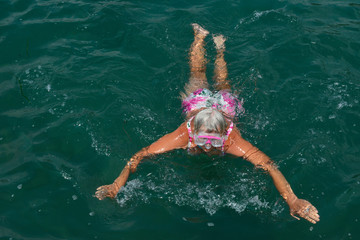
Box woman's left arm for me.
[95,122,189,200]
[226,128,320,224]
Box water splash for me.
[235,9,297,28]
[115,164,282,217]
[89,131,111,157]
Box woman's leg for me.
[213,35,231,90]
[183,23,209,97]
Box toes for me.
[213,35,226,50]
[191,23,200,29]
[191,23,209,36]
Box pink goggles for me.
[194,133,224,148]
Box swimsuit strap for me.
[186,116,194,149]
[226,121,234,137]
[221,121,234,152]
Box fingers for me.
[303,215,316,224]
[95,185,111,200]
[298,205,320,224]
[95,184,119,200]
[290,200,320,224]
[95,187,106,200]
[307,207,320,223]
[290,212,300,220]
[303,211,320,224]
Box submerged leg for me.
[213,34,231,91]
[183,23,209,97]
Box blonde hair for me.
[194,108,227,134]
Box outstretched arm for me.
[226,128,320,224]
[95,122,189,200]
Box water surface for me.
[1,0,359,239]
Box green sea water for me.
[1,0,360,239]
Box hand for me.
[289,198,320,224]
[95,166,131,200]
[95,184,118,200]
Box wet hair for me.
[194,108,227,134]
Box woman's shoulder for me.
[176,121,189,131]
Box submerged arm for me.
[226,128,320,224]
[95,122,188,200]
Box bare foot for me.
[213,34,226,50]
[191,23,209,38]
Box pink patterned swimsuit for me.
[182,88,244,118]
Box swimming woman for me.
[95,23,320,224]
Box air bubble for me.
[207,222,215,227]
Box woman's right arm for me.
[225,128,319,224]
[95,122,188,200]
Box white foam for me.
[248,195,269,209]
[61,170,72,180]
[114,166,280,218]
[235,9,294,28]
[337,101,350,109]
[116,179,148,206]
[227,201,247,213]
[89,132,111,157]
